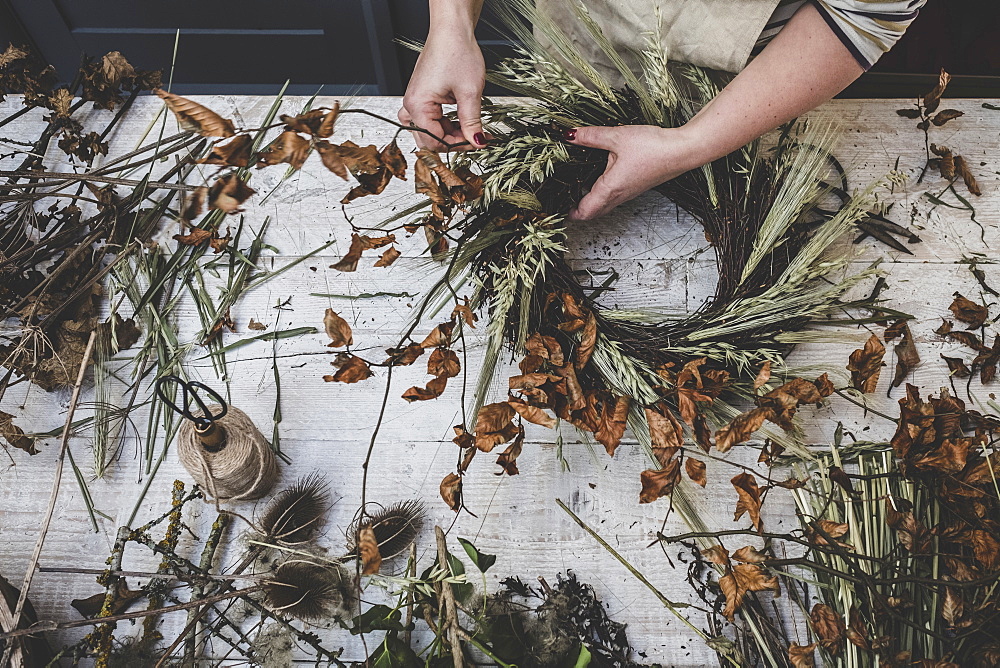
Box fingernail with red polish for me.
[563,128,577,142]
[473,132,486,146]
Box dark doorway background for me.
[0,1,995,98]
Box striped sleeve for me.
[812,0,927,69]
[753,0,926,69]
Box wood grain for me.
[0,95,997,664]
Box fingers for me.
[567,176,619,221]
[563,125,619,151]
[455,90,486,148]
[399,100,479,151]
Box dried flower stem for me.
[435,526,464,668]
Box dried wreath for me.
[154,3,913,510]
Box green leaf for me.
[573,644,592,668]
[457,537,497,573]
[211,326,317,355]
[351,604,405,635]
[370,633,421,668]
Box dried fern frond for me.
[255,473,331,545]
[262,560,352,622]
[347,499,426,561]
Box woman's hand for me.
[563,125,702,221]
[398,21,486,151]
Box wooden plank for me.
[0,95,998,664]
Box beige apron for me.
[535,0,781,82]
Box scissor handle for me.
[155,375,228,428]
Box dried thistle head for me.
[347,499,425,561]
[256,473,331,545]
[262,559,353,622]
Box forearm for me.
[681,3,864,163]
[429,0,484,39]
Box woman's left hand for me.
[563,125,702,221]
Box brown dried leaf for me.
[248,319,267,331]
[847,607,872,650]
[419,321,454,349]
[323,308,353,348]
[323,353,372,384]
[940,354,971,378]
[451,302,477,329]
[923,68,951,114]
[427,348,460,379]
[495,424,525,476]
[208,174,256,214]
[358,526,382,575]
[914,437,971,474]
[414,151,449,205]
[256,130,310,170]
[380,140,407,180]
[930,143,955,180]
[508,398,557,429]
[440,472,462,511]
[949,293,988,329]
[806,520,850,547]
[788,644,817,668]
[753,360,772,390]
[645,405,684,460]
[890,322,920,389]
[720,563,779,620]
[341,168,393,204]
[331,233,395,272]
[526,333,564,366]
[732,546,768,564]
[715,406,772,453]
[475,402,516,435]
[701,545,730,567]
[954,155,981,196]
[316,140,381,180]
[575,313,597,370]
[595,395,629,456]
[810,604,846,656]
[639,458,681,503]
[731,472,763,532]
[401,376,448,402]
[932,109,964,126]
[0,410,36,455]
[71,579,144,618]
[385,344,423,367]
[415,149,465,187]
[155,89,236,137]
[896,108,921,119]
[172,227,212,246]
[198,134,253,167]
[847,334,885,393]
[373,246,400,268]
[282,104,339,137]
[181,186,206,222]
[685,457,706,487]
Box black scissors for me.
[155,375,229,450]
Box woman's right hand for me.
[398,22,486,151]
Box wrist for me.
[428,2,479,40]
[661,125,708,174]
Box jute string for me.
[176,405,277,503]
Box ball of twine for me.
[177,405,277,503]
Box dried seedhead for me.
[347,499,426,561]
[256,473,331,545]
[261,559,353,622]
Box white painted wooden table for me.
[1,95,998,665]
